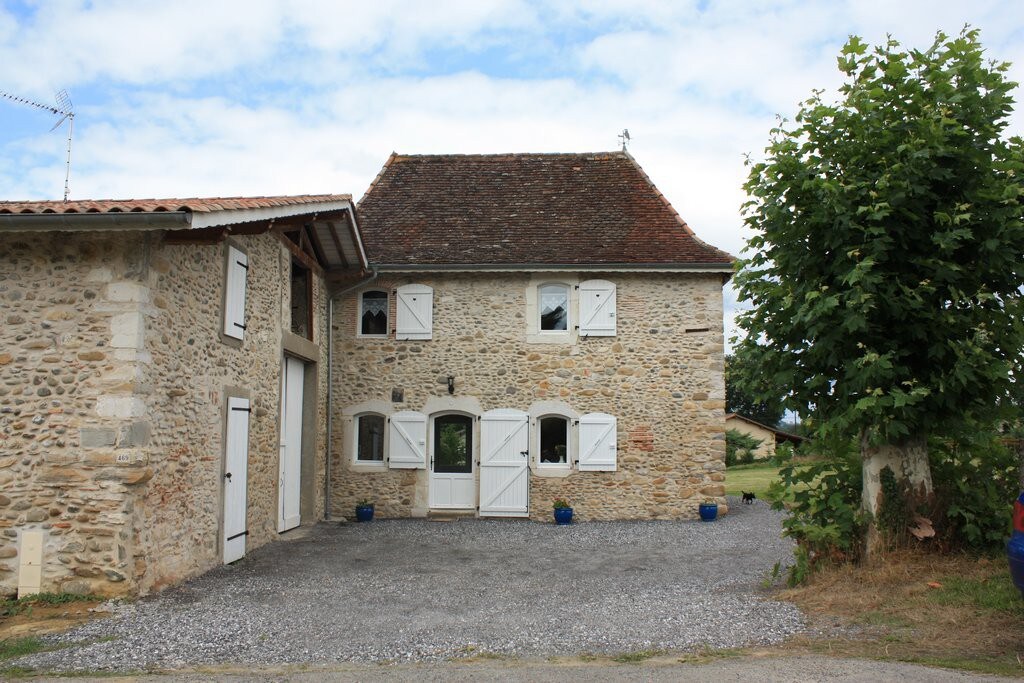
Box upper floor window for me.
[538,284,569,332]
[290,260,312,339]
[360,290,388,336]
[223,245,248,341]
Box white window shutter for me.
[579,279,616,336]
[578,412,617,471]
[395,284,433,340]
[388,411,427,469]
[224,246,248,340]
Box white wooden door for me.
[223,396,250,564]
[278,356,304,532]
[429,414,476,509]
[479,409,529,517]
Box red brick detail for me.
[629,425,655,452]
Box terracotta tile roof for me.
[356,152,734,268]
[0,194,351,215]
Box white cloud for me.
[0,0,1020,280]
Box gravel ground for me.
[17,497,806,674]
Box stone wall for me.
[0,232,155,596]
[0,229,329,597]
[329,272,726,522]
[137,232,328,593]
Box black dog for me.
[742,491,756,504]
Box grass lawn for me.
[724,462,780,498]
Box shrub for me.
[725,429,764,466]
[767,434,865,586]
[928,430,1018,553]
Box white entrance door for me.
[278,356,304,532]
[479,409,529,517]
[223,396,250,564]
[429,414,476,509]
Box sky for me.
[1,0,1022,346]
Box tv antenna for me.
[618,128,630,151]
[0,89,75,201]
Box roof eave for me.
[190,200,356,230]
[0,212,190,231]
[372,262,735,273]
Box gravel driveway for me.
[18,498,805,673]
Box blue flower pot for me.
[698,503,718,522]
[554,507,573,525]
[355,505,374,522]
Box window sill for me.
[351,461,387,473]
[525,331,574,345]
[533,465,573,478]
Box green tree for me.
[734,29,1024,552]
[725,353,786,427]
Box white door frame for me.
[278,356,304,532]
[428,413,476,509]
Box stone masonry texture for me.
[0,230,328,597]
[330,272,727,522]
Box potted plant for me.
[698,498,718,522]
[355,499,374,522]
[553,498,573,525]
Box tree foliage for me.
[725,353,786,427]
[734,29,1024,446]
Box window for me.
[578,279,617,336]
[578,412,617,471]
[290,261,312,339]
[539,416,569,466]
[223,245,248,341]
[395,284,433,340]
[360,290,388,336]
[538,284,569,331]
[356,414,385,463]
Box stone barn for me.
[0,195,365,597]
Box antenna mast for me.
[0,89,75,201]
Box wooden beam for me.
[226,222,272,236]
[276,233,324,276]
[305,223,329,268]
[326,220,350,269]
[163,226,227,244]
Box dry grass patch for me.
[777,551,1024,676]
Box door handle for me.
[520,451,528,457]
[225,472,232,481]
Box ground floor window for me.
[356,414,385,462]
[539,416,569,465]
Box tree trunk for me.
[861,433,933,559]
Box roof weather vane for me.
[618,128,630,151]
[0,89,75,201]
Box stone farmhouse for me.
[0,151,733,598]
